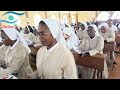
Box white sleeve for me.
[63,51,78,79]
[106,30,115,42]
[89,37,104,56]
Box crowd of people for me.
[0,18,119,79]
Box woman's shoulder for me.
[57,44,73,55]
[96,36,104,41]
[37,46,46,53]
[82,37,90,41]
[16,42,28,52]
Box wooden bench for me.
[103,42,116,52]
[115,35,120,57]
[71,50,107,79]
[115,35,120,44]
[103,42,116,71]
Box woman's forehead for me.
[88,26,94,29]
[101,26,107,29]
[38,25,50,32]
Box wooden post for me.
[59,11,60,22]
[96,11,97,17]
[93,11,98,21]
[95,11,97,21]
[69,11,70,24]
[25,11,29,25]
[45,11,47,19]
[76,11,78,23]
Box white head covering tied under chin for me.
[2,28,31,54]
[88,24,100,36]
[98,23,109,29]
[80,22,88,30]
[62,27,72,36]
[41,19,66,47]
[62,27,80,48]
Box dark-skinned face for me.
[108,20,113,27]
[1,30,13,46]
[80,24,85,30]
[25,28,29,34]
[38,24,55,46]
[33,29,37,36]
[87,26,96,39]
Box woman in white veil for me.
[62,27,80,50]
[0,28,33,79]
[77,24,108,79]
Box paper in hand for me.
[74,48,82,54]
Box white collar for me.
[46,42,59,52]
[89,35,97,40]
[0,44,5,48]
[10,39,19,49]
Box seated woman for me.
[0,28,33,79]
[77,25,108,79]
[23,19,78,79]
[76,22,89,41]
[62,27,80,50]
[24,27,35,46]
[19,26,25,38]
[98,23,116,65]
[29,28,43,47]
[98,23,115,42]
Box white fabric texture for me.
[62,27,80,48]
[99,23,109,29]
[2,28,31,54]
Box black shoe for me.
[78,73,82,78]
[113,61,117,64]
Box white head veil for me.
[41,19,66,47]
[62,27,72,36]
[88,24,100,36]
[99,23,109,29]
[80,22,88,30]
[62,27,80,49]
[2,28,31,54]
